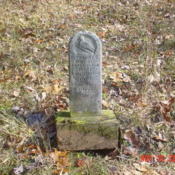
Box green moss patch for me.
[56,110,116,123]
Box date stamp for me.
[140,154,175,162]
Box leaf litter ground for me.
[0,0,175,174]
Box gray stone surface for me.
[69,31,102,115]
[57,123,118,150]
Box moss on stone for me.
[102,110,114,118]
[56,111,71,117]
[56,110,116,123]
[56,110,118,139]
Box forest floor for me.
[0,0,175,174]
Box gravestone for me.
[56,31,119,150]
[69,31,102,115]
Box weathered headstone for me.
[69,31,102,115]
[56,31,119,150]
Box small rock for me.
[12,106,21,113]
[13,164,25,175]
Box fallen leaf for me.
[137,100,148,107]
[110,72,123,82]
[50,149,70,174]
[16,145,24,153]
[123,44,137,52]
[58,23,67,30]
[53,84,63,94]
[133,163,148,172]
[24,86,35,92]
[123,146,138,156]
[159,97,175,122]
[124,130,140,148]
[152,134,167,143]
[22,28,35,38]
[24,70,36,81]
[43,83,63,95]
[13,90,20,97]
[41,92,47,100]
[43,85,52,93]
[75,159,86,167]
[110,72,131,83]
[102,100,109,108]
[97,31,106,38]
[50,149,69,163]
[35,39,44,43]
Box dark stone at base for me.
[26,112,58,151]
[56,110,119,150]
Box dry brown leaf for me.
[123,146,138,156]
[97,31,106,38]
[43,85,52,93]
[28,144,37,149]
[133,163,148,172]
[50,149,70,173]
[50,149,69,163]
[63,66,68,71]
[57,157,70,168]
[34,39,44,43]
[123,44,138,52]
[159,97,175,122]
[27,148,40,155]
[43,80,63,94]
[24,70,36,81]
[137,100,148,107]
[110,72,123,82]
[124,130,140,148]
[58,23,67,30]
[110,72,131,83]
[102,100,109,108]
[68,14,76,20]
[14,75,21,81]
[13,90,20,97]
[128,95,141,103]
[24,86,35,92]
[16,145,24,153]
[152,134,167,143]
[53,84,63,94]
[75,159,86,167]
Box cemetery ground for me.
[0,0,175,174]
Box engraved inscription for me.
[69,31,102,114]
[76,87,95,96]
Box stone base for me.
[56,110,119,150]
